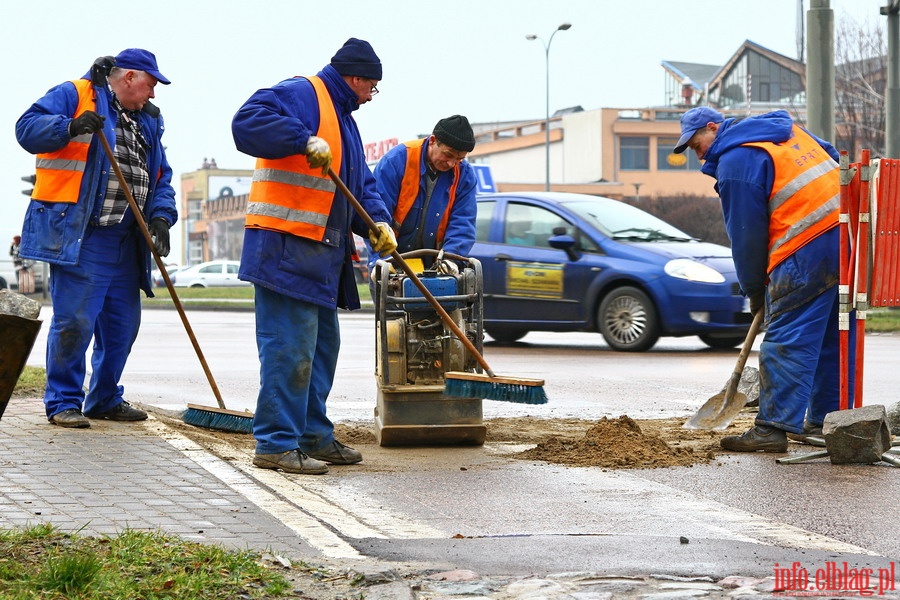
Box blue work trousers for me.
[252,286,340,455]
[756,286,840,433]
[44,225,142,418]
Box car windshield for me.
[564,200,695,242]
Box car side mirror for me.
[549,233,579,261]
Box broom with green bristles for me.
[328,168,547,405]
[91,60,254,434]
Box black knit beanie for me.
[433,115,475,152]
[330,38,382,80]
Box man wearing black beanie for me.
[232,38,396,475]
[370,114,478,274]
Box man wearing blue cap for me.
[232,38,396,475]
[15,49,176,429]
[674,107,843,451]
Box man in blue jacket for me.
[15,49,176,429]
[233,38,396,475]
[674,107,841,451]
[371,115,478,274]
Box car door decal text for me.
[506,262,564,298]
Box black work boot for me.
[720,425,788,452]
[306,440,362,465]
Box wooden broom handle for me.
[97,133,227,409]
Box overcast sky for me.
[0,0,884,263]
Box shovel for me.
[683,310,764,431]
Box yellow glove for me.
[305,136,332,175]
[369,222,397,256]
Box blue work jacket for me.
[232,65,391,310]
[15,75,177,296]
[700,110,840,318]
[371,137,477,267]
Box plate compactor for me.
[371,249,486,446]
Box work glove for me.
[435,259,459,275]
[748,290,765,316]
[305,135,332,175]
[149,218,170,257]
[368,222,397,256]
[90,55,116,86]
[68,111,105,138]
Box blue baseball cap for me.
[115,48,171,85]
[673,107,723,153]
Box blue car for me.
[470,192,752,351]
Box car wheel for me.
[190,283,206,288]
[485,328,528,343]
[597,286,660,352]
[699,334,744,350]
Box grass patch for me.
[142,284,373,310]
[12,366,45,398]
[865,308,900,333]
[0,525,296,599]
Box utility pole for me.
[806,0,835,142]
[884,0,900,157]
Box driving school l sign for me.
[506,262,563,298]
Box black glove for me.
[68,111,105,137]
[749,290,765,316]
[149,218,170,257]
[91,55,116,86]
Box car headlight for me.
[664,258,725,283]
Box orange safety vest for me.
[32,79,96,204]
[245,76,343,241]
[394,139,459,244]
[743,125,839,272]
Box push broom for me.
[94,107,253,434]
[328,168,547,405]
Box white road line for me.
[150,418,445,559]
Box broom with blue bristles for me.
[92,59,254,434]
[328,168,547,405]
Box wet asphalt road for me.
[23,307,900,578]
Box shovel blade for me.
[0,314,43,420]
[683,373,748,431]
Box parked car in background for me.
[470,192,752,351]
[171,260,248,288]
[150,263,184,288]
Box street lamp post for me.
[527,22,572,192]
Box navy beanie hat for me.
[433,115,476,152]
[330,38,382,80]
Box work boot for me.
[50,408,91,428]
[87,401,148,421]
[306,440,363,465]
[253,450,328,475]
[720,425,788,453]
[787,423,825,446]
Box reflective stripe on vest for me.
[743,125,839,272]
[394,139,460,245]
[245,76,343,240]
[32,79,95,204]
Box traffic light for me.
[21,174,35,197]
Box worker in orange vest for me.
[371,115,478,274]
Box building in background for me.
[179,159,252,266]
[180,38,886,265]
